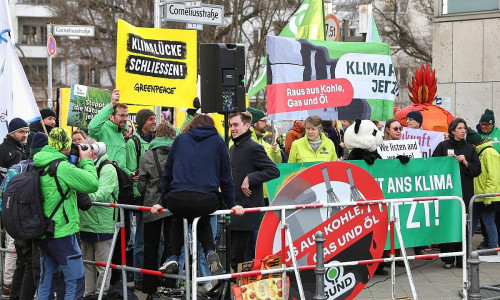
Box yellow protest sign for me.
[116,19,197,107]
[59,88,73,133]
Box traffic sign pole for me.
[47,24,53,109]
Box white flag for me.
[0,0,40,139]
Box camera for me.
[70,142,107,157]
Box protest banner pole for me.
[153,0,162,124]
[47,23,53,109]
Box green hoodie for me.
[474,141,500,205]
[126,132,150,197]
[79,154,118,234]
[88,104,130,175]
[33,146,99,239]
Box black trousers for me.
[143,216,175,294]
[230,230,253,270]
[10,240,40,300]
[166,191,219,258]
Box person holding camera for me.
[78,139,118,298]
[33,128,99,300]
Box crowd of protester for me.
[0,90,499,299]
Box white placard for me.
[378,139,422,159]
[400,128,445,158]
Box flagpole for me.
[4,0,15,45]
[47,23,53,109]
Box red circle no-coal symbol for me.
[256,161,388,299]
[47,36,56,56]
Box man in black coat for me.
[0,118,29,172]
[228,111,280,270]
[26,108,56,151]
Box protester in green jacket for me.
[34,128,99,300]
[79,148,118,297]
[88,89,131,175]
[476,109,500,143]
[288,115,338,163]
[467,130,500,249]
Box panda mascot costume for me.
[344,119,384,164]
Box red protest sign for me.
[266,78,354,115]
[256,161,388,299]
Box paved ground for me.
[132,235,500,299]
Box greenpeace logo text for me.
[134,83,176,94]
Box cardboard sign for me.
[116,19,197,107]
[377,139,422,159]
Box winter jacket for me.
[473,141,500,205]
[88,104,130,175]
[250,128,282,164]
[34,146,99,239]
[229,131,280,231]
[126,132,149,197]
[26,121,53,151]
[160,125,236,209]
[288,133,338,163]
[138,136,173,223]
[476,124,500,143]
[285,122,305,156]
[0,135,28,170]
[79,154,118,235]
[432,138,481,204]
[323,125,342,158]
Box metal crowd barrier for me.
[467,193,500,300]
[0,196,467,300]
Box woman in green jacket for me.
[79,144,119,297]
[288,115,338,163]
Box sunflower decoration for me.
[394,63,454,133]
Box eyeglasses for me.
[114,113,129,118]
[391,126,403,131]
[17,130,30,135]
[258,119,268,123]
[480,122,492,127]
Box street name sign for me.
[163,3,224,26]
[53,25,95,37]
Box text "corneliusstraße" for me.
[168,6,219,21]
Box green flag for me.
[247,0,325,98]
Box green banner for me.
[67,84,111,129]
[267,157,463,249]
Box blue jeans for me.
[472,209,498,247]
[133,212,144,281]
[38,234,85,300]
[179,216,217,284]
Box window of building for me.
[24,65,47,83]
[78,65,101,87]
[443,0,499,14]
[22,26,37,45]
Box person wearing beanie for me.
[0,118,29,170]
[406,110,423,129]
[0,117,29,297]
[33,128,98,299]
[476,109,500,142]
[246,107,282,165]
[26,108,56,152]
[30,132,48,155]
[468,127,500,250]
[1,131,48,299]
[127,108,156,288]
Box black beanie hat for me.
[30,132,48,155]
[135,109,155,131]
[40,109,56,120]
[406,110,423,127]
[479,109,495,125]
[8,118,29,134]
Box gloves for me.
[396,155,410,164]
[187,97,200,116]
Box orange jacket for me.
[285,122,305,156]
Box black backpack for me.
[2,159,67,240]
[97,160,135,205]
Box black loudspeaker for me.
[200,43,245,114]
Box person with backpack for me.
[33,128,99,300]
[0,132,48,300]
[79,138,119,298]
[137,122,175,299]
[0,117,30,298]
